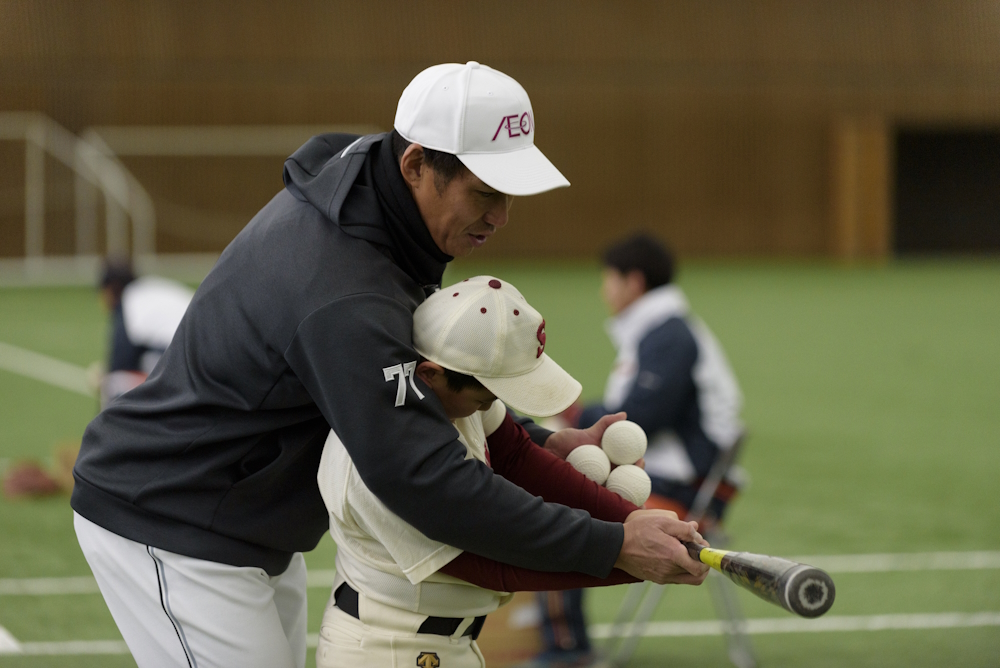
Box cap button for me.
[467,61,480,69]
[488,279,501,289]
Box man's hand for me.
[544,412,627,460]
[613,509,710,585]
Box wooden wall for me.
[2,0,999,259]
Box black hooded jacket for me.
[72,133,623,577]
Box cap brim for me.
[475,353,581,417]
[458,145,570,196]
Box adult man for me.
[72,64,706,668]
[533,234,745,667]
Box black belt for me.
[334,583,486,640]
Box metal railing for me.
[0,116,381,285]
[0,112,156,261]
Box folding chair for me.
[603,438,757,668]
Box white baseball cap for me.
[394,61,570,197]
[413,275,582,416]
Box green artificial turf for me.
[1,260,998,666]
[445,259,1000,556]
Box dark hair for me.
[390,129,468,192]
[601,233,676,290]
[442,367,487,393]
[99,256,136,305]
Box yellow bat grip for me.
[699,547,728,570]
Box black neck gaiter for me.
[370,137,452,290]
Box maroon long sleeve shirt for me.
[439,414,640,591]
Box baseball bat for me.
[683,541,835,618]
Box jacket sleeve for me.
[580,318,720,477]
[284,294,623,577]
[581,317,698,435]
[439,415,641,592]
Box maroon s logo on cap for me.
[536,320,546,358]
[492,112,533,141]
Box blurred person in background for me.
[2,259,193,499]
[94,257,194,408]
[527,234,746,668]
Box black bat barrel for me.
[719,551,836,618]
[684,543,836,618]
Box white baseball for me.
[565,445,611,485]
[605,464,652,506]
[601,420,647,465]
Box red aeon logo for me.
[492,112,533,141]
[536,320,546,358]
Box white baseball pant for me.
[74,512,307,668]
[316,598,486,668]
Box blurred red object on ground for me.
[2,461,62,498]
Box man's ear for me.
[415,360,445,388]
[399,143,427,189]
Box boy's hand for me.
[544,412,627,460]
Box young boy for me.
[316,276,705,668]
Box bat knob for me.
[683,541,703,561]
[783,566,836,618]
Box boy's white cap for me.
[394,61,570,197]
[413,276,581,416]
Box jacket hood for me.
[283,133,381,227]
[283,132,450,288]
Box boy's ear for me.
[415,360,445,388]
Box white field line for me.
[589,611,1000,639]
[0,576,101,595]
[0,340,93,397]
[302,550,1000,585]
[0,624,20,653]
[307,570,338,588]
[17,640,130,655]
[789,551,1000,572]
[4,550,1000,596]
[3,613,1000,655]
